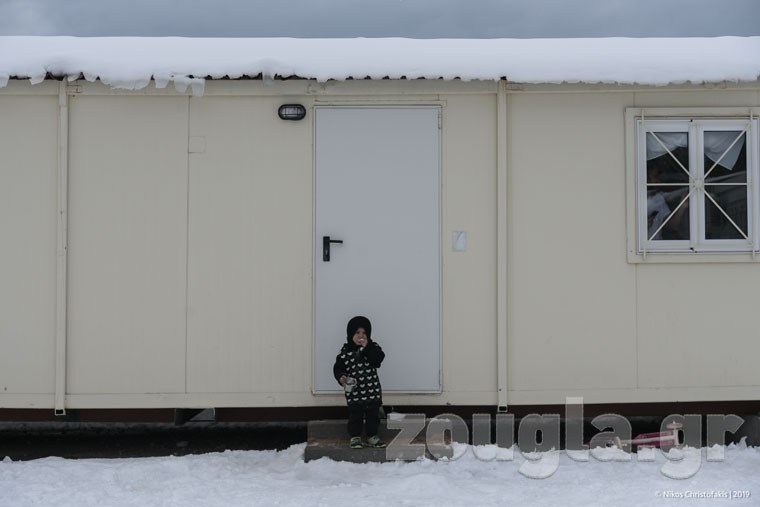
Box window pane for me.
[704,131,746,183]
[647,185,690,240]
[704,185,748,239]
[646,132,689,183]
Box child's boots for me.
[366,435,386,448]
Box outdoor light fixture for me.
[278,104,306,120]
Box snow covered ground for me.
[2,440,758,506]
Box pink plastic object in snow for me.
[614,421,683,449]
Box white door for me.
[313,107,441,393]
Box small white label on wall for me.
[452,231,467,252]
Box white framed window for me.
[634,116,759,255]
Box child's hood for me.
[345,315,372,344]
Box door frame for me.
[311,104,443,394]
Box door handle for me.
[322,236,344,262]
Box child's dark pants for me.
[347,405,380,437]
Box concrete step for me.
[305,418,450,463]
[305,419,399,463]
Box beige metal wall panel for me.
[632,90,760,108]
[637,264,760,389]
[507,87,760,404]
[506,386,760,405]
[186,96,313,394]
[507,92,638,393]
[60,388,501,409]
[185,92,499,405]
[0,96,58,396]
[440,95,498,397]
[67,96,188,395]
[7,79,759,410]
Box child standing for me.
[333,315,386,448]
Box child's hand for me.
[339,375,347,385]
[357,337,368,347]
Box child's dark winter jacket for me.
[333,321,385,407]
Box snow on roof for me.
[1,36,759,96]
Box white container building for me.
[1,37,759,419]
